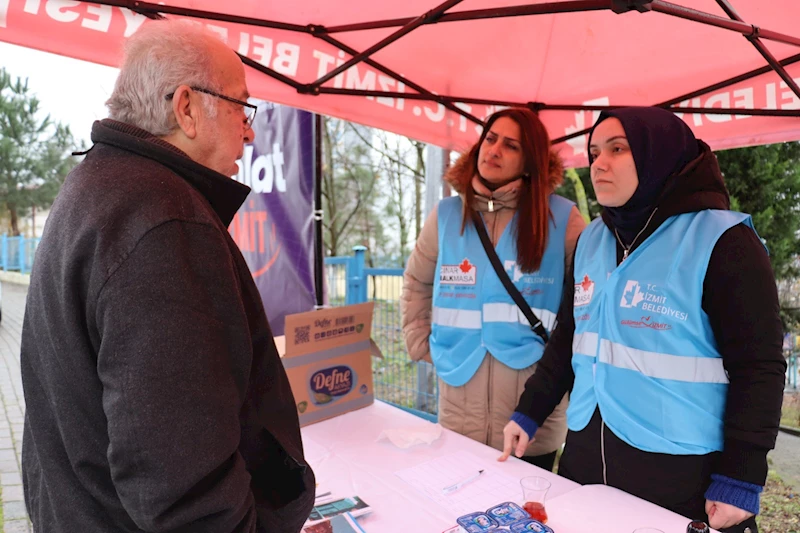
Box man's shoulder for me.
[67,143,221,229]
[41,143,229,289]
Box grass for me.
[370,300,438,414]
[759,470,800,533]
[782,392,800,429]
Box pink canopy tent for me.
[2,0,800,168]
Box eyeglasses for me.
[166,86,257,128]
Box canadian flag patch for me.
[439,258,477,285]
[574,274,595,307]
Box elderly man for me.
[20,19,314,533]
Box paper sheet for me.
[394,450,522,515]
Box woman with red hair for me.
[401,108,585,470]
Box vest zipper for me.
[601,420,608,485]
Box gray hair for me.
[106,19,224,135]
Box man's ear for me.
[171,85,199,139]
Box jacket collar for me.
[90,119,251,226]
[469,175,522,212]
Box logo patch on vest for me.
[440,258,477,285]
[621,316,672,331]
[503,260,555,284]
[574,274,595,307]
[620,280,689,321]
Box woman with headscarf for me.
[499,107,786,532]
[401,108,586,471]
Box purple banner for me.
[230,102,315,336]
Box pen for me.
[442,469,484,495]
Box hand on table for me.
[497,420,532,462]
[705,500,754,531]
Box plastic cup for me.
[520,476,550,524]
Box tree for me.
[0,68,79,235]
[345,124,425,267]
[717,143,800,280]
[717,142,800,330]
[556,166,602,220]
[367,130,424,266]
[320,117,382,257]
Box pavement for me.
[0,282,31,532]
[0,278,797,533]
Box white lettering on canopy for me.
[6,1,144,36]
[674,79,800,126]
[46,0,80,23]
[0,0,9,28]
[120,7,146,37]
[81,3,112,32]
[1,1,487,133]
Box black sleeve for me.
[514,244,578,426]
[702,223,787,486]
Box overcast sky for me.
[0,41,118,145]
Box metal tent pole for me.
[313,114,325,308]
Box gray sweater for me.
[21,119,314,533]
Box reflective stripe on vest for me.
[568,210,757,455]
[432,307,481,329]
[430,194,574,386]
[572,332,728,384]
[432,303,557,331]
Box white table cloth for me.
[546,484,721,533]
[301,400,579,532]
[301,401,721,533]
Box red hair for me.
[444,108,563,273]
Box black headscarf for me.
[588,107,700,244]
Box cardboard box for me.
[276,302,376,427]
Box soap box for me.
[275,302,376,427]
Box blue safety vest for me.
[430,194,574,386]
[569,210,756,455]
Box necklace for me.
[613,208,659,262]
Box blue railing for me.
[0,234,40,274]
[325,246,439,422]
[788,352,798,389]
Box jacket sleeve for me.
[702,224,786,488]
[401,206,440,363]
[515,237,579,425]
[95,220,256,533]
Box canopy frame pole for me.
[304,89,800,118]
[713,0,800,104]
[651,1,800,48]
[239,56,305,92]
[308,0,465,89]
[313,114,325,308]
[81,0,800,148]
[323,1,609,33]
[307,33,484,125]
[84,0,310,31]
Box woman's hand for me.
[498,420,532,461]
[705,500,754,530]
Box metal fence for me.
[325,246,439,421]
[1,234,40,274]
[788,352,799,389]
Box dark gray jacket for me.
[21,119,314,533]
